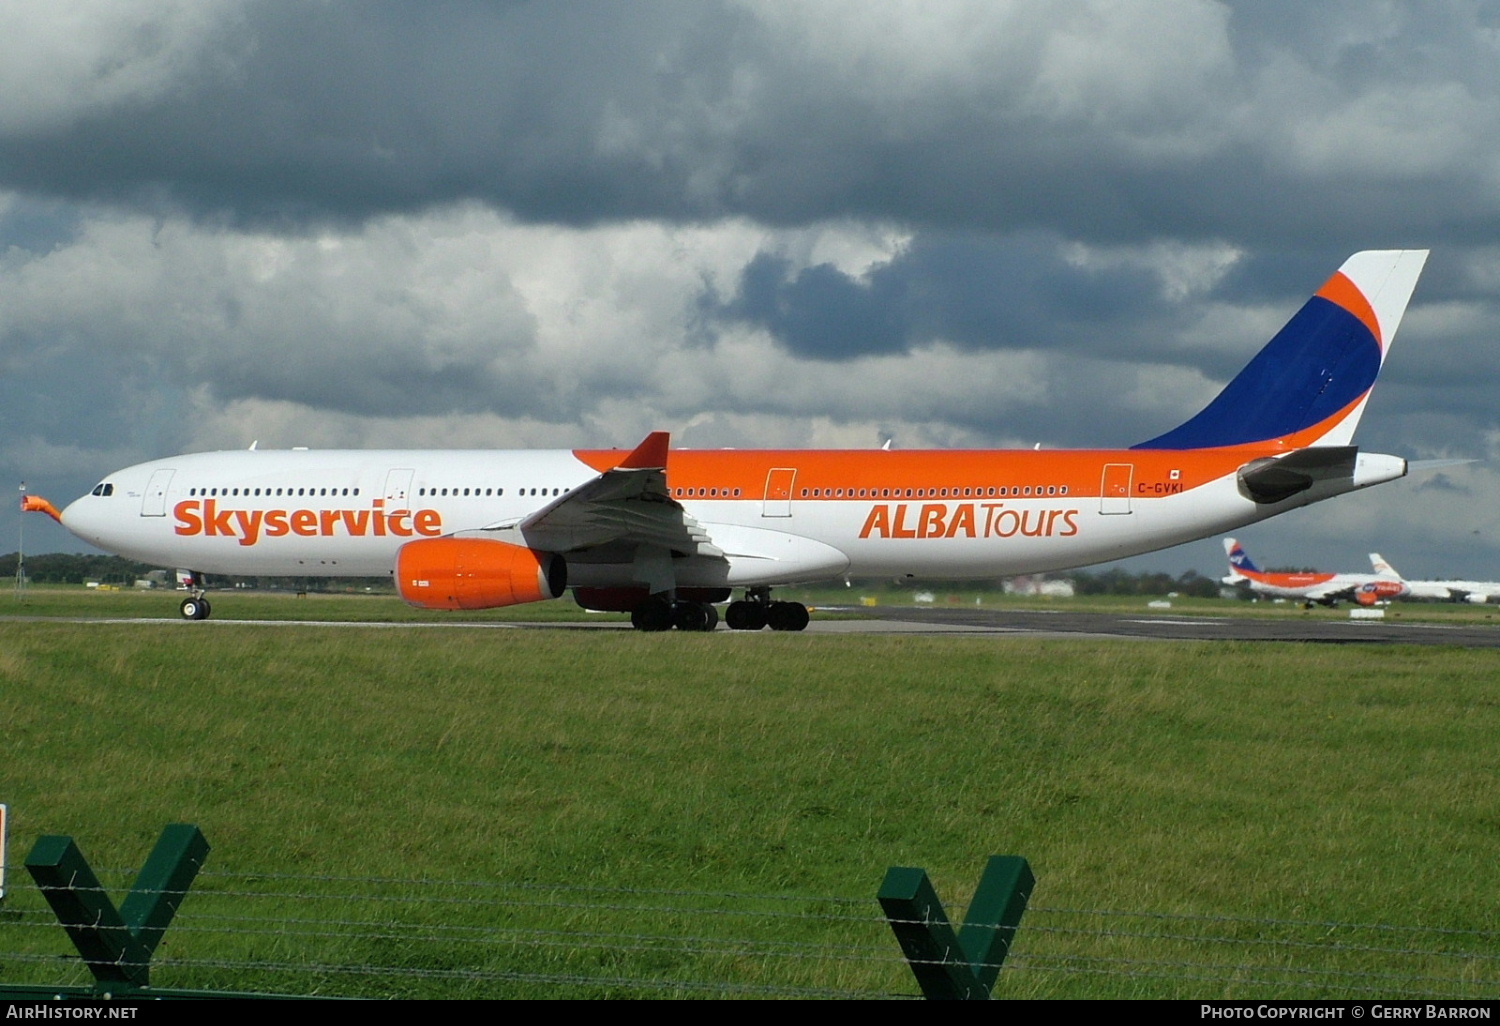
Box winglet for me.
[616,431,670,471]
[22,494,62,523]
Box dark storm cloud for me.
[0,2,761,227]
[4,0,1500,246]
[709,233,1170,360]
[0,198,82,256]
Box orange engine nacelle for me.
[396,538,566,610]
[1356,581,1404,606]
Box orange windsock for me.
[21,494,62,523]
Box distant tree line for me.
[871,568,1226,598]
[1,552,394,591]
[1069,568,1222,598]
[0,551,155,585]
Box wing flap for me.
[482,431,725,558]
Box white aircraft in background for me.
[1223,538,1408,607]
[27,250,1430,631]
[1368,554,1500,604]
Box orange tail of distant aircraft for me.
[34,250,1429,630]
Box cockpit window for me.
[90,483,114,497]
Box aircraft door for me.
[1100,463,1133,515]
[141,469,175,517]
[384,469,416,507]
[763,468,796,517]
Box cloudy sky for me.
[7,0,1500,579]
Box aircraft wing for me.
[1439,583,1500,603]
[1299,581,1357,602]
[482,432,724,558]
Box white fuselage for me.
[58,444,1406,588]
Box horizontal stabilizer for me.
[1237,447,1357,504]
[1237,447,1407,505]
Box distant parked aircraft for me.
[1223,538,1408,607]
[1368,554,1500,604]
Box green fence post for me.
[878,855,1034,1000]
[24,835,150,987]
[118,823,211,960]
[24,824,210,992]
[958,855,1034,992]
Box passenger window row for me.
[664,485,1071,499]
[415,487,569,497]
[187,487,361,498]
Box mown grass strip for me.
[0,625,1495,997]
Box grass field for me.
[0,592,1497,998]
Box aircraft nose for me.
[59,496,107,546]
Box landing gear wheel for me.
[725,600,768,631]
[671,601,719,632]
[767,601,810,632]
[630,597,674,632]
[180,597,210,621]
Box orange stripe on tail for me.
[1316,271,1383,347]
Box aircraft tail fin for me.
[1224,537,1260,578]
[1370,553,1403,579]
[1134,250,1428,450]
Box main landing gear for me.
[725,588,809,632]
[629,596,719,632]
[625,588,810,632]
[179,572,212,620]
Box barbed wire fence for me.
[4,866,1497,999]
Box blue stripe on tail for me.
[1133,296,1381,450]
[1228,543,1260,573]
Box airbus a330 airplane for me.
[1368,554,1500,604]
[27,250,1429,631]
[1221,537,1409,608]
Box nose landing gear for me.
[178,571,212,620]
